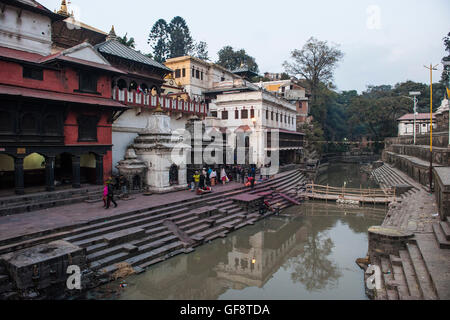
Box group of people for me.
[191,164,261,192]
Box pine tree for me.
[148,19,169,63]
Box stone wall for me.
[382,151,432,186]
[388,144,450,166]
[385,132,449,148]
[433,167,450,221]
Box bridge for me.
[302,184,397,205]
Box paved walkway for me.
[0,181,248,243]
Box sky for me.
[39,0,449,93]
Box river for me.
[87,162,385,300]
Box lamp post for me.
[409,91,421,145]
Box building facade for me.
[397,113,436,136]
[0,0,127,194]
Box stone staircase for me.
[369,164,450,300]
[0,186,103,217]
[0,169,307,296]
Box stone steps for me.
[0,169,299,250]
[432,223,450,249]
[406,242,438,300]
[398,249,422,299]
[1,169,307,291]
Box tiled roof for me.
[95,40,172,72]
[0,84,128,109]
[0,45,43,63]
[398,113,435,121]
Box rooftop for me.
[398,113,436,121]
[95,40,172,73]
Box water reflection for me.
[89,202,384,300]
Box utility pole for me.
[442,57,450,145]
[424,63,438,192]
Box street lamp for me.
[409,91,421,145]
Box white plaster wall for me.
[66,46,109,64]
[0,4,52,55]
[112,108,190,173]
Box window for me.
[182,68,186,77]
[271,111,274,120]
[222,110,228,120]
[77,115,99,142]
[23,66,43,80]
[276,113,279,122]
[78,72,98,93]
[211,111,217,118]
[280,114,283,123]
[250,109,255,119]
[175,69,181,78]
[43,115,59,134]
[221,77,225,81]
[196,70,200,79]
[201,72,203,80]
[192,68,195,78]
[235,109,239,119]
[266,110,269,119]
[0,110,12,132]
[21,113,37,132]
[241,109,248,119]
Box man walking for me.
[106,179,118,209]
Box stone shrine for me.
[132,105,189,193]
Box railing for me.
[305,183,396,202]
[112,87,207,116]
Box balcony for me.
[112,87,207,116]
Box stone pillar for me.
[95,154,104,185]
[14,157,25,195]
[178,163,187,187]
[45,156,56,192]
[72,155,81,188]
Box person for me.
[210,169,217,186]
[102,182,108,208]
[193,171,200,191]
[119,175,128,196]
[199,171,206,190]
[106,179,117,209]
[220,167,227,185]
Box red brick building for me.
[0,42,128,194]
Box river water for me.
[87,163,385,300]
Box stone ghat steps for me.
[432,221,450,249]
[63,171,304,245]
[86,174,306,280]
[0,189,103,217]
[0,170,302,253]
[372,165,418,191]
[374,241,439,300]
[0,170,306,286]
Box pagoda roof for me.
[95,40,172,73]
[232,66,259,79]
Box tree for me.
[148,19,170,63]
[216,46,259,73]
[195,41,209,61]
[283,37,344,110]
[280,72,290,80]
[168,16,194,58]
[117,33,135,49]
[441,32,450,85]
